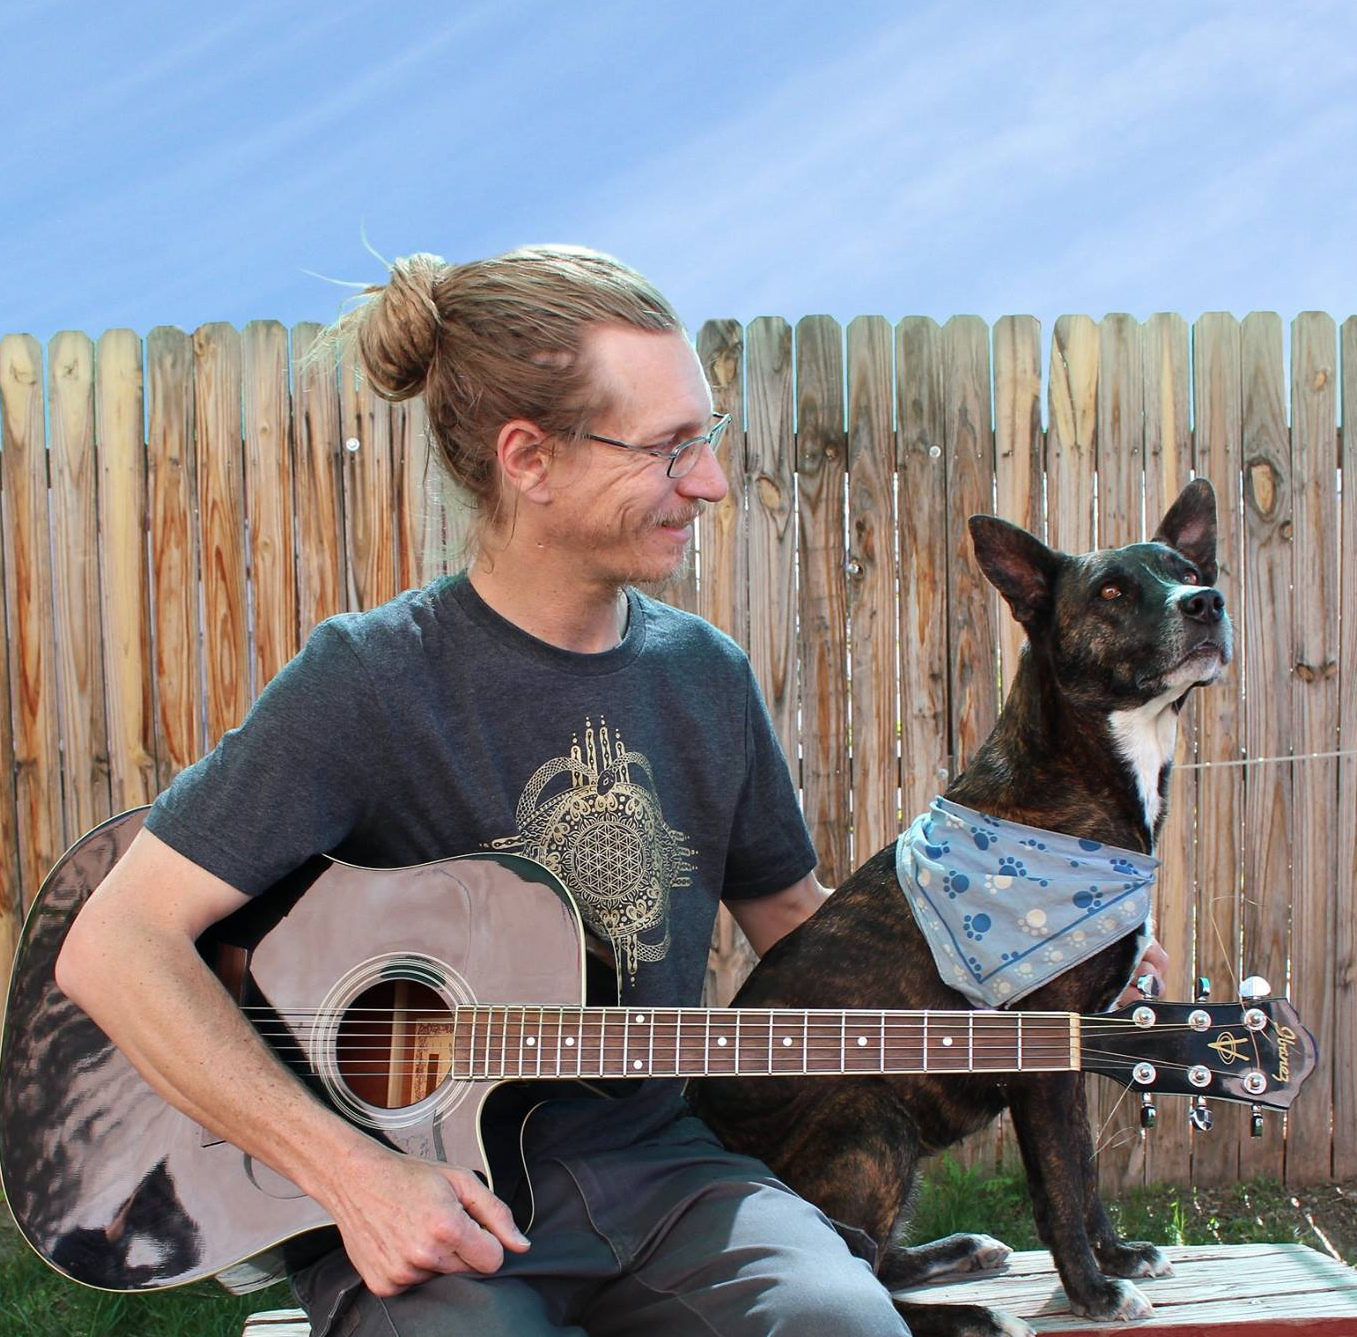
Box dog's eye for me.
[1099,583,1122,601]
[1181,569,1200,585]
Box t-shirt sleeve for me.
[145,620,384,894]
[720,668,817,901]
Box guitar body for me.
[0,809,586,1291]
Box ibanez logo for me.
[1273,1024,1297,1083]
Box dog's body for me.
[693,480,1232,1337]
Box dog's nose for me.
[1180,587,1226,624]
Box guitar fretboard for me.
[441,1008,1079,1081]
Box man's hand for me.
[324,1146,530,1297]
[1114,936,1170,1009]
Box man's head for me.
[335,244,693,552]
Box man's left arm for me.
[726,873,830,958]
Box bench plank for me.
[913,1243,1357,1334]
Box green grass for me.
[911,1154,1356,1264]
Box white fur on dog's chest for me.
[1107,688,1182,831]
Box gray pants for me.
[293,1120,909,1336]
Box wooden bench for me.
[241,1242,1357,1336]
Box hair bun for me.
[356,252,448,401]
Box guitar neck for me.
[443,1006,1080,1081]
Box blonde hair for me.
[329,244,682,542]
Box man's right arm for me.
[54,827,528,1296]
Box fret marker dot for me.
[565,1037,575,1047]
[717,1036,728,1047]
[782,1036,793,1047]
[632,1059,643,1070]
[942,1036,954,1047]
[856,1036,867,1047]
[634,1014,646,1024]
[526,1037,536,1047]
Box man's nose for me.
[679,440,730,503]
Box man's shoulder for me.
[633,591,749,669]
[308,576,465,667]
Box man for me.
[56,245,913,1336]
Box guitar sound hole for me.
[335,979,453,1110]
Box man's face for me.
[543,325,729,586]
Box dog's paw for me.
[946,1233,1013,1273]
[1069,1278,1153,1322]
[880,1233,1013,1286]
[1096,1239,1173,1279]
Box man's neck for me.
[468,554,628,654]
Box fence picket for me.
[1,334,61,919]
[796,316,849,887]
[1285,312,1339,1185]
[1191,313,1245,1183]
[194,324,249,745]
[1092,315,1148,1193]
[992,315,1043,694]
[340,353,396,613]
[48,331,109,836]
[243,322,297,688]
[1336,315,1357,1180]
[147,326,202,784]
[1047,315,1098,554]
[896,318,948,821]
[96,330,154,813]
[1140,312,1195,1188]
[846,315,898,862]
[291,324,345,636]
[1238,312,1291,1181]
[696,320,747,645]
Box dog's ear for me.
[968,515,1062,626]
[1153,478,1218,586]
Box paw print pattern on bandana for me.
[1018,908,1050,936]
[1073,887,1105,910]
[943,871,970,899]
[963,913,992,941]
[998,856,1027,879]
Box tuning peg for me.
[1251,1105,1266,1138]
[1195,976,1212,1001]
[1140,1094,1157,1130]
[1135,974,1162,999]
[1240,976,1272,1001]
[1189,1095,1214,1133]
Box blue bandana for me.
[895,797,1157,1008]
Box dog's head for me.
[967,479,1233,710]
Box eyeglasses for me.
[584,412,731,479]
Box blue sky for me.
[3,0,1355,343]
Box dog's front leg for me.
[1083,1157,1172,1280]
[1007,1074,1153,1321]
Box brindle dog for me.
[693,479,1232,1337]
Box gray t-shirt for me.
[149,573,814,1014]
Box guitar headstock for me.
[1082,995,1317,1111]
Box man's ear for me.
[496,420,555,503]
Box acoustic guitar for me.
[0,808,1317,1293]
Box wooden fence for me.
[0,312,1353,1195]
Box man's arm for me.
[54,827,528,1296]
[725,872,830,958]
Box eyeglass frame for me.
[583,412,732,479]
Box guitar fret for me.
[923,1012,929,1071]
[968,1011,974,1072]
[879,1011,885,1071]
[839,1010,845,1073]
[802,1012,809,1075]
